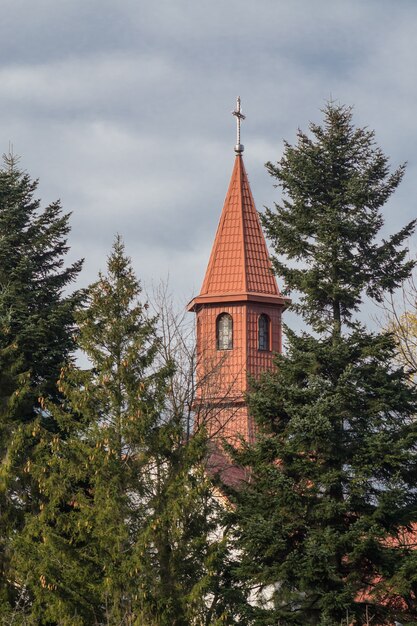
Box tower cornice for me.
[187,291,290,312]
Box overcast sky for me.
[1,0,416,327]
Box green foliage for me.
[0,153,82,612]
[231,330,417,624]
[229,104,417,625]
[262,102,415,335]
[14,237,234,625]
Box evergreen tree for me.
[263,102,414,337]
[15,237,233,626]
[0,153,82,615]
[229,104,417,625]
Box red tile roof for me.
[205,442,247,489]
[200,155,281,298]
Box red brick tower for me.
[188,99,288,444]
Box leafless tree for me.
[148,280,250,447]
[378,270,417,381]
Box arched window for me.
[258,314,270,351]
[217,313,233,350]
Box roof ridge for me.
[238,157,248,293]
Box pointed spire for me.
[188,155,288,310]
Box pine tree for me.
[15,237,232,626]
[229,103,417,625]
[263,102,414,337]
[0,153,82,616]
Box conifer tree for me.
[262,102,415,337]
[15,237,233,626]
[229,104,417,625]
[0,153,82,615]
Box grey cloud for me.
[0,0,416,328]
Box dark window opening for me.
[258,314,270,351]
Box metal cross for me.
[232,96,245,153]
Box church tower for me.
[188,98,288,443]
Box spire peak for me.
[232,96,245,154]
[188,155,286,307]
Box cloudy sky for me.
[1,0,416,325]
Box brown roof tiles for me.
[200,155,280,298]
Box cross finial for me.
[232,96,245,154]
